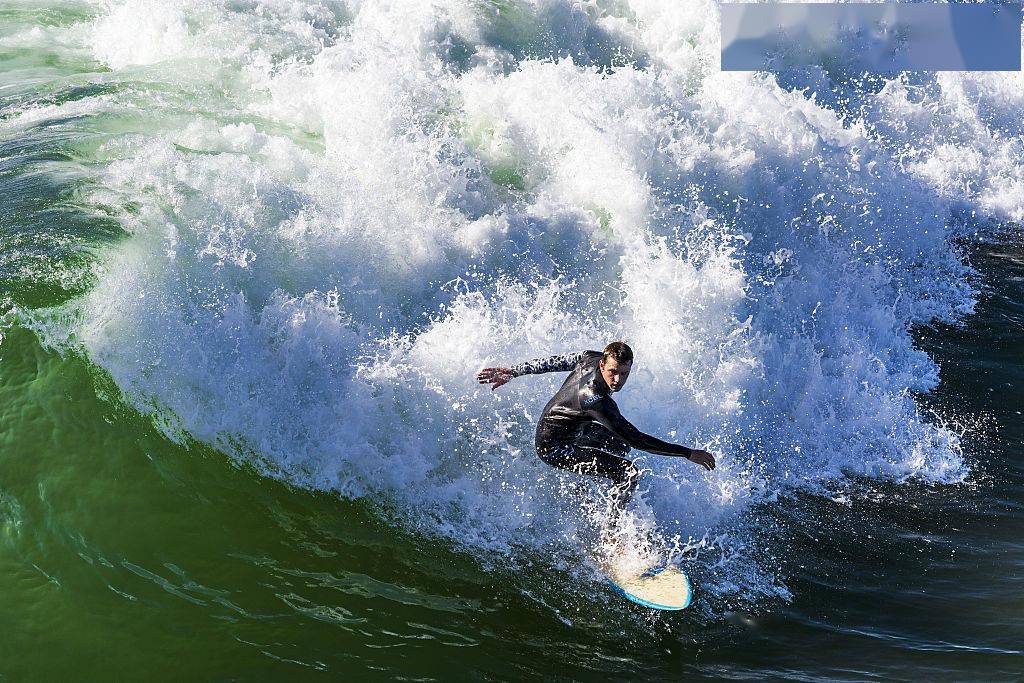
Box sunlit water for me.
[1,1,1022,679]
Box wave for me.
[9,0,1022,606]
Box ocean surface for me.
[1,1,1022,680]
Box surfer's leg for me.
[553,446,638,528]
[577,447,638,523]
[572,425,636,514]
[537,440,638,521]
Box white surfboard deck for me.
[604,562,692,610]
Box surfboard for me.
[605,564,692,610]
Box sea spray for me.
[7,0,1014,610]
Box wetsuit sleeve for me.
[509,351,587,377]
[585,396,694,458]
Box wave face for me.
[10,0,1022,605]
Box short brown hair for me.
[602,341,633,364]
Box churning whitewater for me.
[8,0,1022,609]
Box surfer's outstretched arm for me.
[476,351,587,390]
[585,396,716,470]
[509,351,586,377]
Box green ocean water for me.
[3,1,1024,680]
[3,262,1023,680]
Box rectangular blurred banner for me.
[721,3,1022,72]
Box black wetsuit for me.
[511,351,694,510]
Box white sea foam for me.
[18,0,1023,606]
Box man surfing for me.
[476,342,715,523]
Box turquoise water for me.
[2,1,1023,679]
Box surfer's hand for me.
[476,367,514,390]
[687,449,716,470]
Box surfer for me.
[476,342,715,523]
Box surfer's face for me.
[600,358,631,392]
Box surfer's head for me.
[599,342,633,393]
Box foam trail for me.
[13,0,1020,607]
